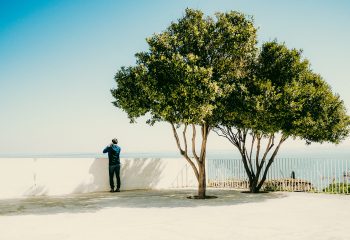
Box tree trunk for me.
[170,122,210,199]
[214,127,288,194]
[198,161,206,198]
[249,178,261,193]
[197,124,209,199]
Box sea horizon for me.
[1,148,349,159]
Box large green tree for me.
[216,41,350,193]
[111,9,257,198]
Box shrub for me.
[322,183,350,194]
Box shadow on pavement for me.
[0,189,286,216]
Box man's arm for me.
[103,146,110,153]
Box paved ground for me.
[0,189,349,240]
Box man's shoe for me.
[115,188,120,192]
[109,189,115,192]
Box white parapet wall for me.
[0,158,197,199]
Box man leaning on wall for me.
[103,138,121,192]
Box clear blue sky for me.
[0,0,349,155]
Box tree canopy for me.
[112,8,257,126]
[221,41,349,143]
[216,41,350,192]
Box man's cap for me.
[112,138,118,144]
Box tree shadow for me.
[23,185,49,196]
[72,158,165,193]
[119,158,165,189]
[73,158,109,193]
[0,189,286,216]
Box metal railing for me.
[207,158,350,194]
[170,164,191,188]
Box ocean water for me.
[0,148,349,159]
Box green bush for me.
[263,181,280,192]
[322,183,350,194]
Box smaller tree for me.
[216,41,350,193]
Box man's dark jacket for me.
[103,144,121,165]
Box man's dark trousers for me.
[109,164,121,190]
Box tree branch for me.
[239,148,255,181]
[256,134,273,180]
[228,127,240,147]
[199,123,209,163]
[238,128,255,180]
[213,126,240,150]
[170,122,199,180]
[255,134,261,171]
[249,133,256,163]
[261,134,274,163]
[257,135,288,189]
[191,124,200,164]
[182,124,188,156]
[241,130,253,175]
[238,129,243,150]
[171,122,184,155]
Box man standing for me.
[103,138,121,192]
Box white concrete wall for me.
[0,158,197,199]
